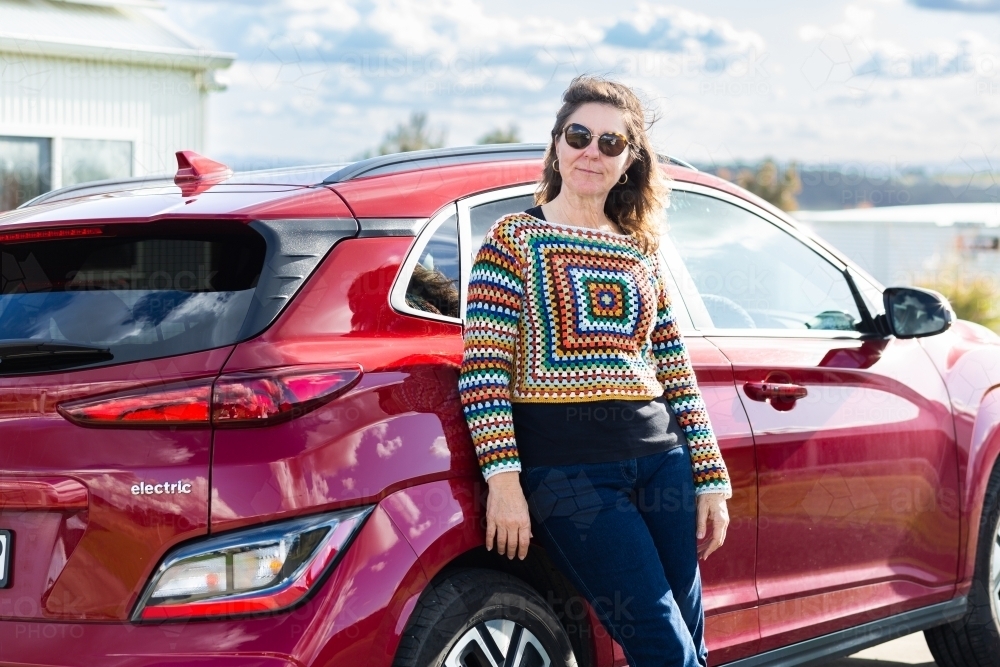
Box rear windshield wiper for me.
[0,340,113,373]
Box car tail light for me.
[132,506,373,621]
[57,381,213,427]
[212,366,362,427]
[57,366,362,428]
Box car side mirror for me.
[880,287,954,338]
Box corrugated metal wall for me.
[0,51,206,180]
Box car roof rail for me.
[657,154,698,171]
[323,143,549,183]
[18,174,175,208]
[323,144,699,184]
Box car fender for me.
[373,478,484,665]
[919,322,1000,594]
[379,478,488,582]
[958,386,1000,593]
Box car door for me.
[459,186,761,664]
[660,183,961,651]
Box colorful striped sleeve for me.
[650,260,734,499]
[458,218,523,481]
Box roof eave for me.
[0,33,235,71]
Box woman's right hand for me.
[485,471,533,560]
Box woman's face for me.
[554,102,634,200]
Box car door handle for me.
[743,381,808,402]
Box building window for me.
[62,139,133,187]
[0,136,51,212]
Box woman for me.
[457,75,733,667]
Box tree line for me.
[359,112,520,158]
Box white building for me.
[792,203,1000,287]
[0,0,234,211]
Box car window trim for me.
[388,203,462,325]
[243,218,360,339]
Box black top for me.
[512,206,687,468]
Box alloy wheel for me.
[444,618,551,667]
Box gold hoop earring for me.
[618,172,628,185]
[553,159,560,173]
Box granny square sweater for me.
[457,212,733,498]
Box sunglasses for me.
[556,123,630,157]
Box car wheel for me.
[393,567,580,667]
[924,460,1000,666]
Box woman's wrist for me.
[484,463,521,483]
[486,470,521,487]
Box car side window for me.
[405,212,460,318]
[469,195,535,256]
[663,191,863,331]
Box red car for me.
[0,145,998,667]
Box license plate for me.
[0,530,10,588]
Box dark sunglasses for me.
[556,122,630,157]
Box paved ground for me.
[818,631,936,666]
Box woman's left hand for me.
[695,493,729,561]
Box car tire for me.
[924,459,1000,667]
[393,567,580,667]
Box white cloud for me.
[603,3,764,55]
[285,0,361,33]
[800,6,999,81]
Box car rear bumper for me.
[0,617,304,667]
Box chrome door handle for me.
[743,381,808,402]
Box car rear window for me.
[0,221,266,373]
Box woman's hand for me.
[485,471,533,560]
[696,493,729,561]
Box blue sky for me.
[162,0,1000,172]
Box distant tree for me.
[735,159,802,212]
[351,112,447,159]
[478,124,521,144]
[917,258,1000,332]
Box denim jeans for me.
[518,441,708,667]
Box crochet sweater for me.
[457,213,733,498]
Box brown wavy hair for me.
[536,75,671,254]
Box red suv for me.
[1,145,999,667]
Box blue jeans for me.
[519,441,709,667]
